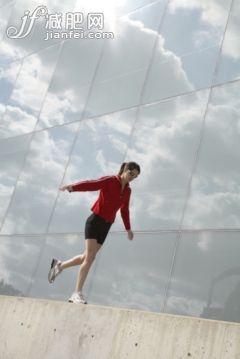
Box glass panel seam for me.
[1,78,240,141]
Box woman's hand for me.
[59,185,73,192]
[127,230,134,240]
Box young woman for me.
[48,161,140,304]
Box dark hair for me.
[118,162,141,175]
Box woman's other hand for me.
[59,185,73,192]
[127,230,134,240]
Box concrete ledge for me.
[0,295,240,359]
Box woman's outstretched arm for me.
[59,176,111,193]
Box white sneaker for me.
[68,292,87,304]
[48,258,62,283]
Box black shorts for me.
[85,213,112,245]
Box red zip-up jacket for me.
[70,175,131,230]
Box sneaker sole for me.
[48,258,58,283]
[68,299,87,304]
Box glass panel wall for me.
[183,81,240,229]
[164,231,240,323]
[1,122,78,234]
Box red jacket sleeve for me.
[70,176,110,192]
[120,189,131,230]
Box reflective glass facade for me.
[0,0,240,323]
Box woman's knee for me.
[85,251,96,264]
[81,252,86,261]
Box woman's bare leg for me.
[75,239,102,293]
[60,254,85,270]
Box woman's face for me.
[123,168,139,182]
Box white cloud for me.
[0,105,37,138]
[184,192,240,228]
[39,89,79,128]
[11,47,58,109]
[169,0,229,28]
[0,103,6,116]
[169,0,240,62]
[197,231,212,251]
[1,2,194,136]
[221,1,240,61]
[182,81,240,228]
[0,123,78,233]
[0,60,21,84]
[0,39,24,61]
[193,30,219,49]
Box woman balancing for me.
[48,161,140,304]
